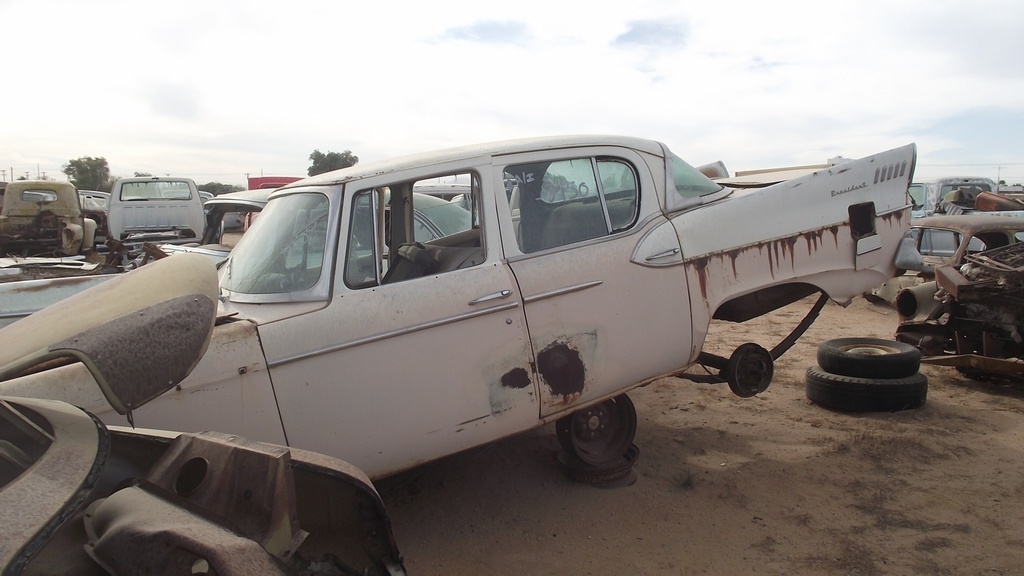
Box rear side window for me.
[917,228,960,257]
[505,157,639,253]
[668,152,723,199]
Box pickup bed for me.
[0,135,916,479]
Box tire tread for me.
[805,366,927,412]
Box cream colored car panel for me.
[0,136,917,480]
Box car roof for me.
[114,176,194,184]
[4,180,75,193]
[914,176,996,185]
[283,135,667,189]
[204,188,274,208]
[913,214,1024,233]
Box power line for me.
[918,162,1024,167]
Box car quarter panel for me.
[116,319,289,445]
[674,144,915,360]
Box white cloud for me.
[1,0,1021,185]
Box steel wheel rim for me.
[567,396,637,467]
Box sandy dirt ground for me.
[376,296,1024,575]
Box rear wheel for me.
[724,343,774,397]
[555,394,637,467]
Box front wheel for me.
[555,394,637,467]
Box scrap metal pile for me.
[920,242,1024,379]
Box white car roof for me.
[285,135,667,189]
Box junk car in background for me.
[0,180,97,257]
[896,238,1024,382]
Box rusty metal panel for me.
[0,397,104,571]
[922,354,1024,375]
[935,264,970,300]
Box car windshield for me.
[907,184,927,208]
[221,192,330,295]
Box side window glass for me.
[506,157,638,253]
[597,159,638,231]
[345,190,379,288]
[917,229,959,257]
[346,172,484,288]
[411,186,474,243]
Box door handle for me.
[645,248,680,262]
[469,290,513,305]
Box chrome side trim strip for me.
[267,301,521,368]
[522,280,603,304]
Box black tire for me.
[554,395,637,467]
[817,337,921,379]
[805,366,927,412]
[558,444,639,487]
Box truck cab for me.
[106,176,206,240]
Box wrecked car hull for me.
[0,180,97,257]
[0,255,406,575]
[896,241,1024,380]
[1,136,916,479]
[1,397,405,575]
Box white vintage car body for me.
[1,135,916,478]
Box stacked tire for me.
[806,338,927,412]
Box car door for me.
[258,166,537,479]
[494,148,693,419]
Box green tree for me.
[308,149,358,176]
[198,182,245,195]
[134,172,153,177]
[62,157,111,190]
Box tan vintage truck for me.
[0,180,97,256]
[1,135,916,479]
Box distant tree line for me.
[308,149,358,176]
[55,148,359,194]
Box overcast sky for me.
[3,0,1023,187]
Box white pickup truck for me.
[1,135,916,479]
[106,176,206,240]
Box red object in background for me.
[247,176,302,190]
